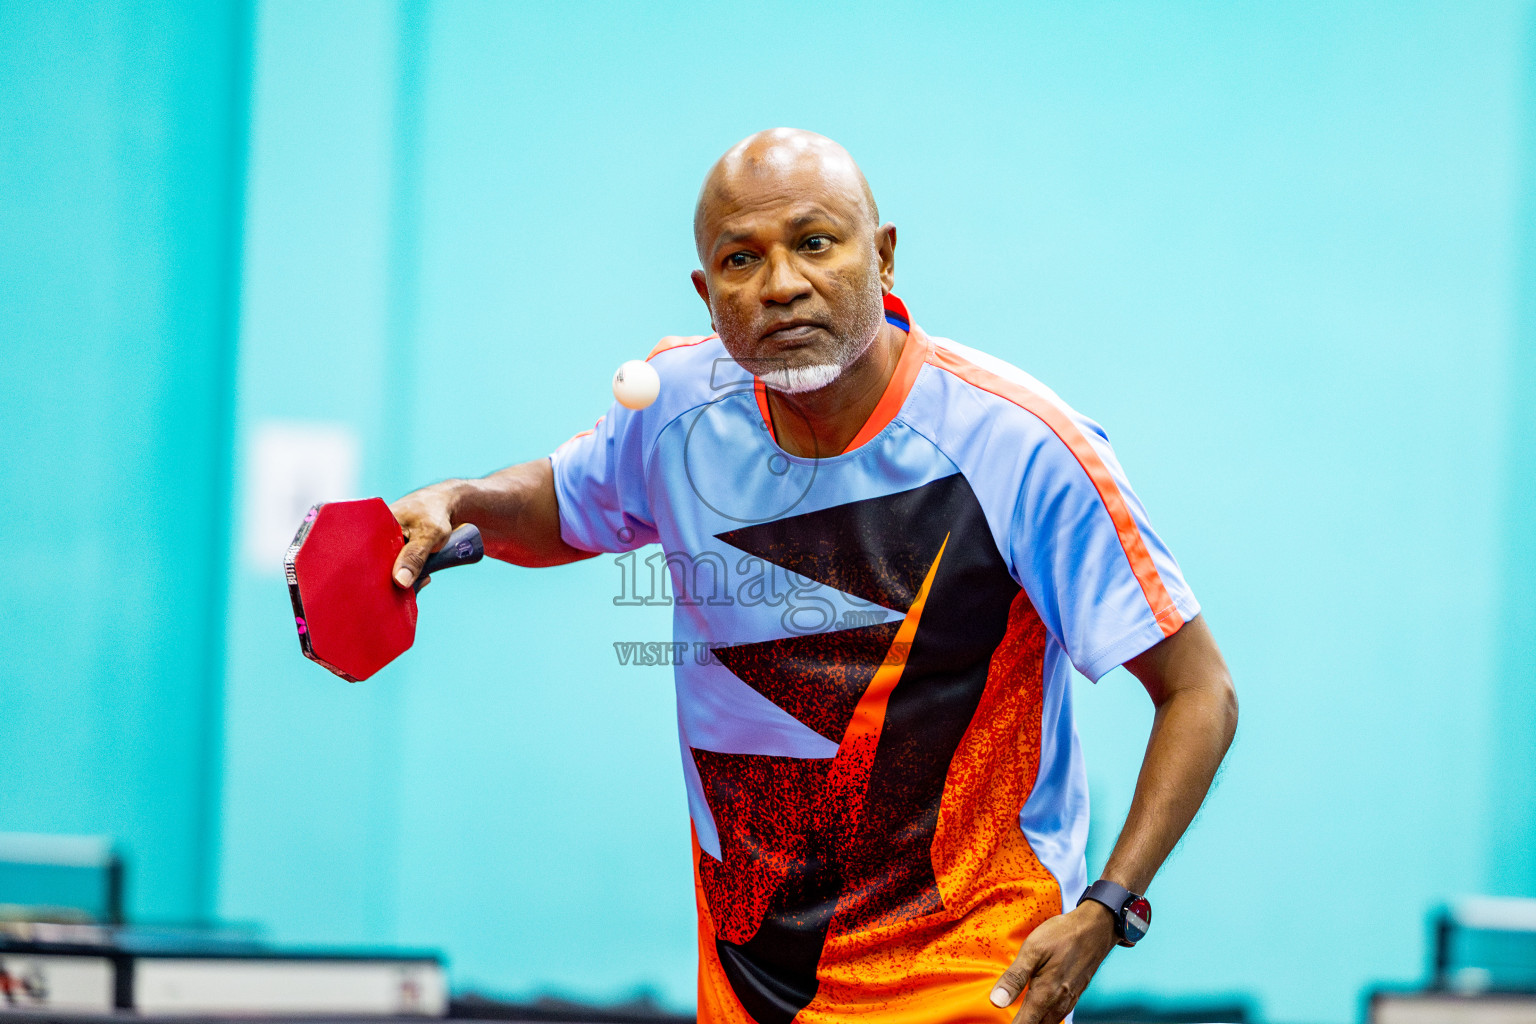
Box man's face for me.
[693,161,891,394]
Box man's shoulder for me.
[629,333,748,426]
[915,332,1105,447]
[643,332,733,383]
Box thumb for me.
[392,532,440,588]
[991,941,1045,1009]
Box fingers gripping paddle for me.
[284,497,484,682]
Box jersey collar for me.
[753,293,930,456]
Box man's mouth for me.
[760,319,827,344]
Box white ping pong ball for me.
[612,359,660,410]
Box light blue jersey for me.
[549,295,1198,1024]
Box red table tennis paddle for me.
[284,497,484,682]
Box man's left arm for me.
[990,614,1239,1024]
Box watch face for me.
[1122,896,1151,944]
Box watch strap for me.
[1077,879,1149,947]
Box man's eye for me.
[802,236,832,252]
[726,252,754,269]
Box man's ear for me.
[691,269,713,321]
[876,223,897,293]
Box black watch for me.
[1077,880,1151,947]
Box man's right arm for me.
[389,457,596,587]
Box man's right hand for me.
[390,482,461,588]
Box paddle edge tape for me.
[284,502,363,684]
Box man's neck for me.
[765,321,906,458]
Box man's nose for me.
[760,249,812,306]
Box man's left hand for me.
[989,903,1118,1024]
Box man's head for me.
[691,129,896,394]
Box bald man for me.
[390,129,1237,1024]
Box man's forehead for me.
[698,174,869,255]
[695,129,877,255]
[710,201,852,247]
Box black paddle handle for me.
[415,523,484,591]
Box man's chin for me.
[757,362,845,394]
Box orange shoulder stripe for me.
[646,333,715,360]
[924,343,1183,638]
[555,417,602,450]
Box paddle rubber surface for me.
[284,498,483,682]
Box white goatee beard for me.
[752,310,882,394]
[756,362,846,394]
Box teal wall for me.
[0,0,249,922]
[218,3,1533,1021]
[1493,7,1536,903]
[218,0,405,948]
[5,2,1536,1023]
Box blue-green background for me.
[3,3,1534,1022]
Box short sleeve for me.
[548,403,659,553]
[1009,417,1199,682]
